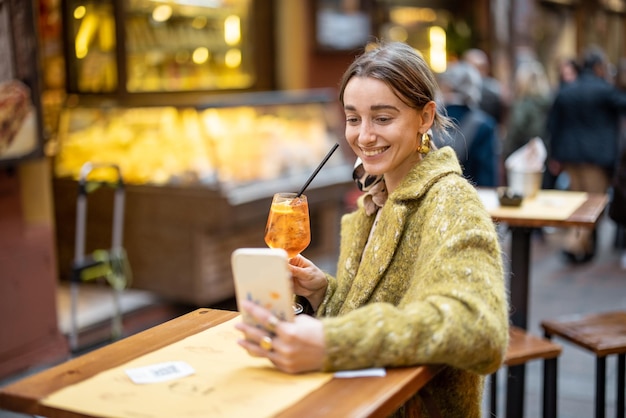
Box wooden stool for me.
[490,326,562,418]
[541,311,626,418]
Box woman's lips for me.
[361,147,388,157]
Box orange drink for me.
[264,193,311,259]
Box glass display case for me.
[61,0,274,96]
[54,89,347,193]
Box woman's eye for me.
[375,116,391,123]
[346,116,359,124]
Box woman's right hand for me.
[235,300,326,373]
[289,255,328,312]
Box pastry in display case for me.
[0,80,37,159]
[55,105,218,186]
[0,0,46,165]
[54,90,346,190]
[52,90,354,305]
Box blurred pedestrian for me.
[463,48,507,126]
[543,57,581,190]
[547,45,626,263]
[438,61,501,187]
[609,57,626,268]
[557,57,580,86]
[610,146,626,269]
[504,60,552,161]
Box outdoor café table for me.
[0,308,442,418]
[478,189,609,418]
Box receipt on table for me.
[334,368,386,378]
[125,361,195,384]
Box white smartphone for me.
[231,248,295,325]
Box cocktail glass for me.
[264,192,311,314]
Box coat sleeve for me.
[319,179,509,375]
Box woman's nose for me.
[358,123,376,145]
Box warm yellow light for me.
[224,15,241,46]
[429,26,447,73]
[388,25,408,42]
[76,45,87,60]
[224,48,242,68]
[75,13,98,59]
[74,6,86,19]
[98,14,115,51]
[429,26,446,48]
[192,47,210,64]
[390,7,436,26]
[152,5,172,22]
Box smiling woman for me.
[235,41,509,418]
[342,76,432,194]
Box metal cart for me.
[69,162,129,351]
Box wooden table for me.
[0,309,441,418]
[479,189,609,418]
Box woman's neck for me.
[384,152,424,194]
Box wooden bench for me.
[490,326,562,418]
[541,311,626,418]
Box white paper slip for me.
[334,368,386,378]
[125,361,195,384]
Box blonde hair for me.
[513,61,551,99]
[438,61,483,108]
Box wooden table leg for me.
[509,227,531,329]
[543,357,558,418]
[596,356,606,418]
[505,227,532,418]
[618,354,625,418]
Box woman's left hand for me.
[235,300,326,374]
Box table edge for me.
[276,364,443,418]
[490,192,608,228]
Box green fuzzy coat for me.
[317,147,510,417]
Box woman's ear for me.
[419,101,436,132]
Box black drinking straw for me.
[297,143,340,197]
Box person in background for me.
[609,57,626,269]
[504,60,552,160]
[236,41,509,418]
[438,61,501,187]
[463,48,507,126]
[557,57,580,86]
[543,57,580,190]
[610,146,626,269]
[547,45,626,263]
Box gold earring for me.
[418,132,431,154]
